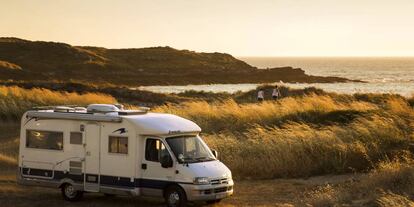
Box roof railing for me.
[31,105,81,111]
[30,104,150,115]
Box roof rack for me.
[27,104,150,122]
[31,105,88,113]
[31,105,82,110]
[27,111,122,122]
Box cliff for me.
[0,37,353,85]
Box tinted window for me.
[108,136,128,154]
[26,130,63,150]
[70,132,82,145]
[145,139,169,162]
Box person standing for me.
[257,89,264,102]
[272,86,280,100]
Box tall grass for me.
[304,157,414,206]
[156,95,414,179]
[0,86,117,119]
[155,95,378,133]
[0,154,17,166]
[204,114,411,179]
[0,85,413,181]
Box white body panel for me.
[18,107,233,201]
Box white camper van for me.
[17,104,233,207]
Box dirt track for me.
[0,173,359,207]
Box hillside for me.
[0,37,353,85]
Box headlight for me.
[226,172,232,180]
[193,177,210,185]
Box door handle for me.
[141,163,147,170]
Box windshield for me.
[166,135,215,163]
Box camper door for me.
[84,123,101,192]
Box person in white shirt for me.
[257,89,264,102]
[272,86,280,100]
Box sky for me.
[1,0,414,57]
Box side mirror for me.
[212,149,218,159]
[161,155,173,168]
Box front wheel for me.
[165,186,187,207]
[61,183,83,201]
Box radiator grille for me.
[210,177,229,185]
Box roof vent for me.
[87,104,120,113]
[54,106,75,113]
[74,107,87,112]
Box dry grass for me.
[304,157,414,206]
[154,95,378,133]
[0,60,22,70]
[156,95,414,179]
[0,86,117,119]
[204,114,410,179]
[375,192,414,207]
[0,154,17,166]
[0,122,20,173]
[1,85,414,180]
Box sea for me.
[138,57,414,97]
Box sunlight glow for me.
[1,0,414,56]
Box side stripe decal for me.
[20,167,192,189]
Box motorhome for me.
[17,104,233,207]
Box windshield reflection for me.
[166,135,215,163]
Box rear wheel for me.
[61,183,83,201]
[165,186,187,207]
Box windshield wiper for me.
[180,157,215,164]
[181,157,198,163]
[195,156,215,162]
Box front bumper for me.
[180,180,234,201]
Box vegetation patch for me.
[0,86,116,120]
[304,157,414,206]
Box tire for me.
[165,185,187,207]
[61,183,83,201]
[206,199,222,204]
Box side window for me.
[109,136,128,154]
[70,132,83,145]
[26,130,63,151]
[145,139,169,162]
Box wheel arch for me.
[163,183,186,198]
[58,178,77,189]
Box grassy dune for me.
[0,85,413,205]
[155,94,414,179]
[0,85,412,180]
[0,86,116,119]
[154,95,378,133]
